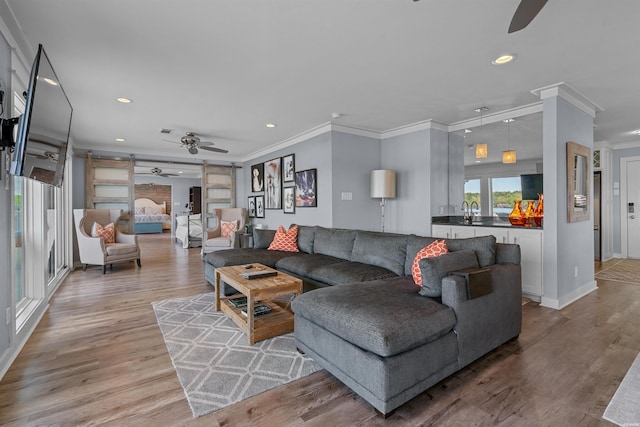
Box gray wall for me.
[0,33,10,365]
[134,175,200,216]
[331,131,381,230]
[243,131,333,230]
[542,96,595,304]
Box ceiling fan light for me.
[502,150,517,164]
[475,144,488,159]
[188,146,198,155]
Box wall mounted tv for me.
[9,44,73,187]
[520,173,543,201]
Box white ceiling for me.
[3,0,640,169]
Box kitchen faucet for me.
[461,200,478,224]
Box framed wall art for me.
[283,186,295,214]
[283,153,295,183]
[248,196,256,218]
[251,163,264,193]
[264,157,282,209]
[295,168,317,207]
[255,195,265,218]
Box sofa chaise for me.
[203,225,522,415]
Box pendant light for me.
[475,107,489,159]
[502,118,517,164]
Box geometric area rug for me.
[151,293,321,418]
[603,352,640,425]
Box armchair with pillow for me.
[73,209,141,274]
[201,208,247,255]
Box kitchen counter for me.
[431,215,543,229]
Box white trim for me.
[381,119,449,139]
[619,156,640,258]
[531,82,603,118]
[540,280,598,310]
[331,123,381,139]
[0,302,48,380]
[611,140,640,150]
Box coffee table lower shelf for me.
[220,299,294,344]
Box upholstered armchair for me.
[202,208,247,255]
[73,209,141,273]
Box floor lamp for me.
[370,169,396,232]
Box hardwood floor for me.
[0,235,637,426]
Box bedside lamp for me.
[370,169,397,232]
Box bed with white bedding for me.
[134,198,172,233]
[175,213,203,248]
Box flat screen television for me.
[10,44,72,187]
[520,173,543,200]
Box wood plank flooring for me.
[0,233,637,426]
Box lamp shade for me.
[475,144,488,159]
[502,150,517,164]
[370,170,396,198]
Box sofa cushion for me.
[404,235,439,276]
[204,248,292,268]
[203,236,233,249]
[307,261,398,286]
[275,253,346,277]
[253,229,277,249]
[295,225,316,254]
[105,243,137,256]
[268,225,299,252]
[313,227,356,260]
[351,231,408,276]
[292,277,457,357]
[412,239,449,286]
[444,235,496,267]
[418,250,480,298]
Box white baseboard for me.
[540,280,598,310]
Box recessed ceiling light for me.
[464,129,472,133]
[503,118,516,123]
[115,138,126,142]
[634,129,640,135]
[42,77,58,86]
[116,97,132,103]
[178,171,183,174]
[492,54,517,65]
[475,160,482,163]
[266,123,277,128]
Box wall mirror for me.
[566,141,590,222]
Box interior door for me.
[627,160,640,258]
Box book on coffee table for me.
[241,304,271,317]
[228,297,248,308]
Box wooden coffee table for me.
[214,263,302,344]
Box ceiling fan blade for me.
[199,146,229,154]
[508,0,548,33]
[198,141,214,146]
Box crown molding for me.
[531,82,603,118]
[449,102,543,132]
[610,140,640,150]
[381,119,449,140]
[241,122,333,163]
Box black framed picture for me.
[295,168,317,207]
[248,196,256,218]
[264,157,282,209]
[283,153,295,183]
[283,186,295,214]
[251,163,264,193]
[255,195,265,218]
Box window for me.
[464,179,480,215]
[491,176,521,217]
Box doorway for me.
[620,156,640,259]
[594,171,601,261]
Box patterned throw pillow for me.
[134,207,145,215]
[91,222,115,244]
[412,239,448,286]
[268,225,299,252]
[221,220,238,237]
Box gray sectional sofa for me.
[203,225,522,416]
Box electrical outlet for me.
[5,307,10,326]
[574,266,579,278]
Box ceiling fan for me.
[139,167,179,177]
[164,132,228,155]
[27,151,58,161]
[508,0,548,33]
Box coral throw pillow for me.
[221,220,238,237]
[91,222,115,244]
[412,240,448,286]
[268,225,299,252]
